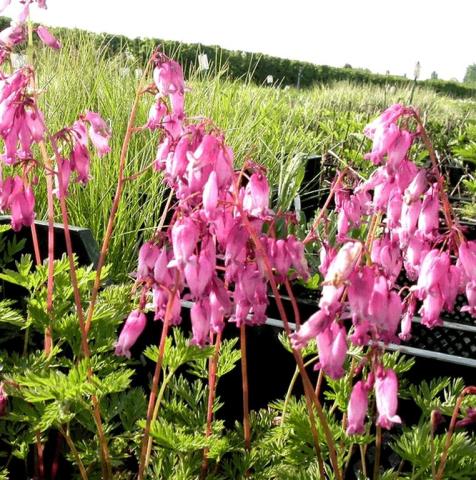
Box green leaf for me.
[0,300,26,328]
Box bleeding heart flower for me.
[375,368,401,429]
[115,310,147,358]
[346,381,370,435]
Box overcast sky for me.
[5,0,475,81]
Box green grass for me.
[29,35,476,279]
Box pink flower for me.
[291,310,332,349]
[318,243,337,277]
[371,236,402,282]
[184,253,213,298]
[375,368,401,429]
[171,217,199,265]
[415,250,450,298]
[364,104,405,140]
[418,185,439,238]
[386,190,402,229]
[153,248,173,286]
[1,176,35,231]
[399,295,416,340]
[404,169,427,204]
[325,241,362,286]
[315,322,348,379]
[242,173,270,217]
[224,222,248,265]
[115,310,147,358]
[368,276,402,342]
[153,59,185,97]
[400,198,421,241]
[346,381,369,435]
[84,111,111,157]
[403,233,430,280]
[203,171,218,218]
[209,278,231,333]
[386,130,412,173]
[190,300,210,347]
[146,96,167,130]
[153,289,181,325]
[461,281,476,317]
[36,26,61,49]
[286,235,310,280]
[68,120,91,184]
[348,267,374,323]
[365,121,400,165]
[137,241,160,282]
[0,24,25,48]
[459,241,476,282]
[419,290,444,328]
[270,238,291,278]
[0,383,6,416]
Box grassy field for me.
[32,35,476,279]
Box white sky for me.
[4,0,475,81]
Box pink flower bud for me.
[36,26,61,49]
[375,368,401,429]
[115,310,147,358]
[346,381,369,435]
[455,408,476,429]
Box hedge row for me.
[3,17,476,99]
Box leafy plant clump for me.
[0,1,474,479]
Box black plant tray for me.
[0,215,99,267]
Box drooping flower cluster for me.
[0,0,110,229]
[291,103,476,434]
[115,53,310,354]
